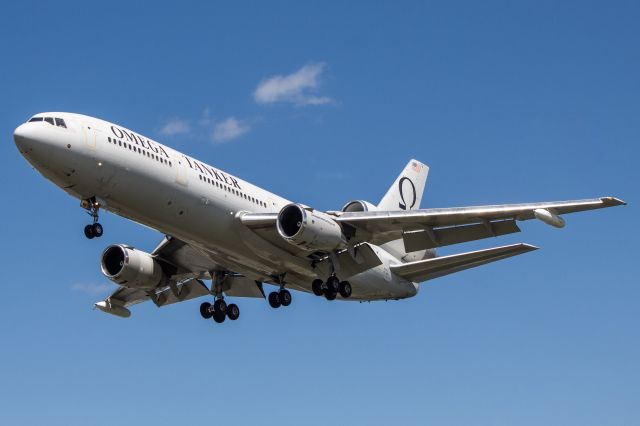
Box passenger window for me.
[44,117,54,125]
[55,118,67,128]
[29,117,44,122]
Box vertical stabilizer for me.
[378,159,429,211]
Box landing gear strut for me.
[311,274,352,300]
[81,197,103,239]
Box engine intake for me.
[276,203,346,252]
[100,244,165,289]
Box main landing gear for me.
[81,197,103,239]
[200,271,240,324]
[312,275,352,301]
[200,298,240,323]
[268,287,292,309]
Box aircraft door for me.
[175,158,189,186]
[83,122,97,150]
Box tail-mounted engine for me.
[341,200,378,213]
[276,203,347,252]
[100,244,165,289]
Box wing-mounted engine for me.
[276,203,347,252]
[100,244,166,289]
[341,200,378,213]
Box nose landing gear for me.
[81,197,103,239]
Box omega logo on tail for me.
[398,176,416,210]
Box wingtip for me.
[601,196,626,206]
[521,243,540,251]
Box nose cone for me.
[14,123,38,151]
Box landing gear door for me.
[175,158,189,186]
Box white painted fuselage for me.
[14,112,418,300]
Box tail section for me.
[378,159,429,211]
[390,243,538,283]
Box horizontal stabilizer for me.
[390,243,538,283]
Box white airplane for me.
[13,112,625,323]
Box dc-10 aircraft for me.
[13,112,625,324]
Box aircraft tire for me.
[213,310,226,323]
[92,222,104,237]
[326,276,340,293]
[213,299,227,314]
[227,304,240,320]
[200,302,213,319]
[279,289,292,306]
[339,281,352,298]
[325,290,337,301]
[268,291,281,308]
[312,279,324,296]
[84,224,94,239]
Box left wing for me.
[95,236,264,317]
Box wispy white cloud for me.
[198,108,213,127]
[212,117,250,143]
[159,118,191,136]
[71,282,112,295]
[254,63,332,106]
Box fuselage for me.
[13,112,418,300]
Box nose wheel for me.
[81,197,104,239]
[84,223,103,239]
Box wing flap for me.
[153,279,211,307]
[334,243,384,277]
[152,236,219,278]
[390,243,538,283]
[403,219,521,251]
[223,276,266,298]
[95,278,211,317]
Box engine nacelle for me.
[100,244,165,289]
[277,203,347,252]
[341,200,378,213]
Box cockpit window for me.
[29,116,67,128]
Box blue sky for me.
[0,1,637,425]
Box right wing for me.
[334,197,625,250]
[240,197,625,252]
